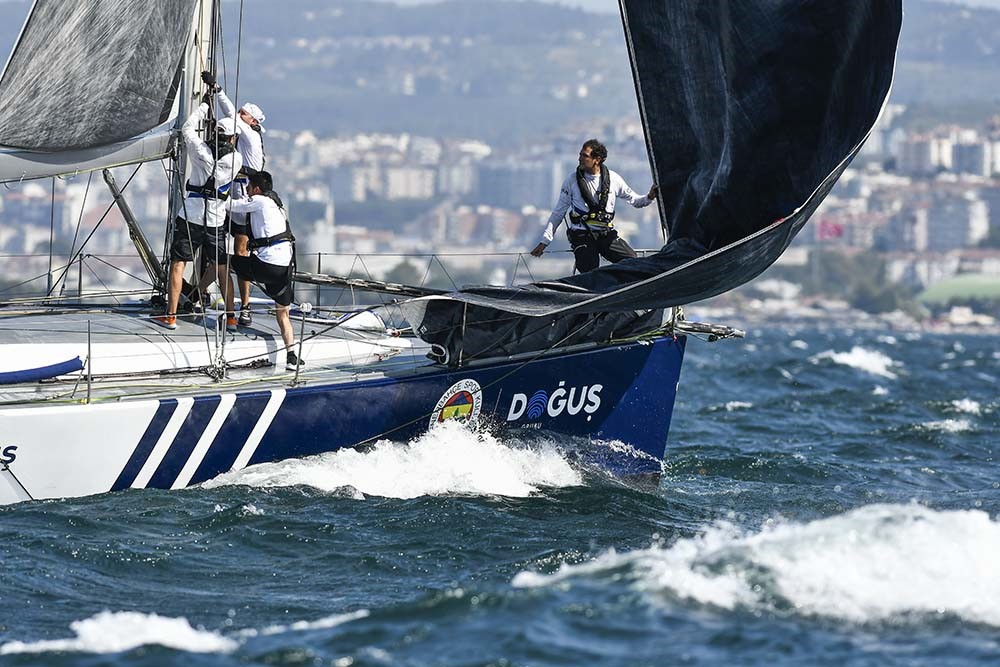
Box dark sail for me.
[404,0,902,362]
[0,0,198,152]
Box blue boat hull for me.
[0,335,685,503]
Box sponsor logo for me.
[0,445,17,465]
[506,381,603,422]
[430,379,483,428]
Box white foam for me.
[206,421,581,499]
[877,335,898,345]
[724,401,753,412]
[513,504,1000,626]
[810,346,899,379]
[951,399,981,416]
[790,339,809,350]
[872,385,889,396]
[921,419,974,433]
[0,611,237,655]
[240,610,370,638]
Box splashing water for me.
[514,504,1000,626]
[951,399,981,416]
[810,346,899,379]
[0,612,237,655]
[205,421,582,499]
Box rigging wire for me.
[41,165,142,299]
[58,172,94,298]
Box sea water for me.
[0,327,998,666]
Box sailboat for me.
[0,1,902,504]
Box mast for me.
[163,0,217,296]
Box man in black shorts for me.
[154,99,242,330]
[226,171,303,369]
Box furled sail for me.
[0,0,200,182]
[404,0,902,362]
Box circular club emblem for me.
[429,379,483,428]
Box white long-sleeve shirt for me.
[217,91,265,171]
[181,103,243,228]
[217,92,264,226]
[226,194,292,266]
[538,168,652,245]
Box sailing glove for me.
[201,91,213,105]
[200,71,221,93]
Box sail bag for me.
[404,0,903,362]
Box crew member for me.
[225,171,304,370]
[530,139,658,273]
[155,96,242,330]
[201,71,268,326]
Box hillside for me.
[0,0,997,142]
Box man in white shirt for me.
[226,171,303,370]
[530,139,658,273]
[202,71,267,326]
[154,101,242,331]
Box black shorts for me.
[567,228,636,273]
[170,218,229,264]
[227,214,249,238]
[230,254,294,306]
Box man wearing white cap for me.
[202,71,267,326]
[154,93,242,331]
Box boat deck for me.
[0,305,434,406]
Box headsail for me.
[0,0,200,182]
[405,0,902,362]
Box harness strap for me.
[186,179,232,201]
[573,164,614,229]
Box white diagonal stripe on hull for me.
[230,389,285,472]
[132,397,194,489]
[170,394,237,490]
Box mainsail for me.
[404,0,903,362]
[0,0,200,182]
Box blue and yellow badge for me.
[429,379,483,428]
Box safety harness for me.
[247,191,295,251]
[186,140,236,200]
[569,164,614,231]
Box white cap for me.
[241,102,266,125]
[216,117,238,137]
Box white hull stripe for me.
[231,389,286,472]
[131,397,194,489]
[112,400,179,492]
[171,394,237,489]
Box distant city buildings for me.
[3,105,1000,298]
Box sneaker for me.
[226,315,238,333]
[286,351,305,370]
[238,307,252,327]
[153,315,177,330]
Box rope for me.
[1,463,33,501]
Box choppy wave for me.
[810,346,899,379]
[239,610,370,638]
[513,504,1000,626]
[205,422,581,499]
[0,611,237,655]
[921,419,974,433]
[951,399,982,416]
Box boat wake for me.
[204,422,582,499]
[513,503,1000,627]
